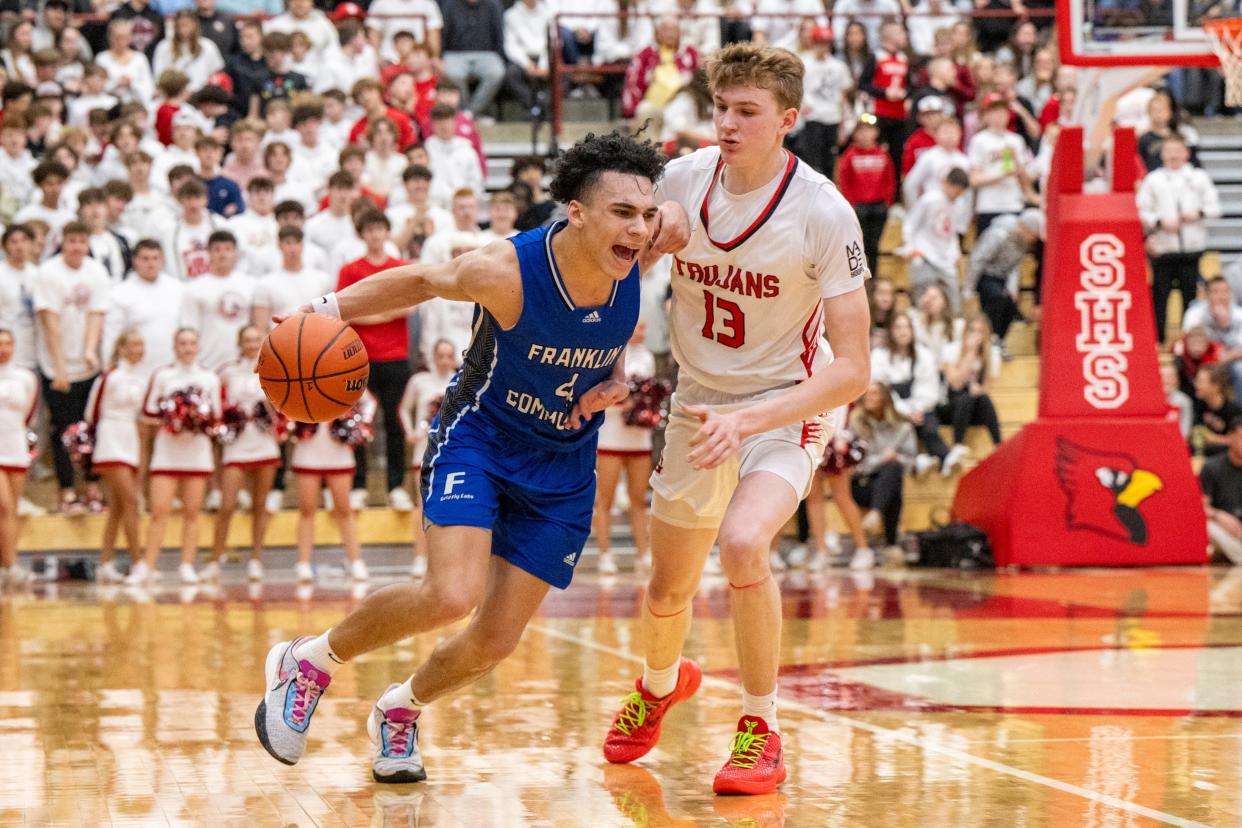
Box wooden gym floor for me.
[1,561,1240,827]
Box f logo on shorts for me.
[444,472,465,495]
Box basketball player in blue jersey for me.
[254,132,689,783]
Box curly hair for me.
[548,131,666,206]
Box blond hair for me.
[705,43,803,112]
[110,327,142,368]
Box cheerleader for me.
[396,338,459,578]
[86,329,149,584]
[129,328,222,585]
[0,330,38,588]
[591,324,655,575]
[207,326,281,582]
[291,392,375,583]
[803,405,873,571]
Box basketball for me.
[258,312,370,422]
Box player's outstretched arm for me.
[306,242,522,327]
[637,200,691,274]
[686,288,872,470]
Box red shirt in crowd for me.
[868,50,909,121]
[1039,95,1062,129]
[412,76,438,125]
[155,102,180,146]
[902,127,937,176]
[317,188,387,213]
[838,145,896,206]
[349,107,418,149]
[336,256,409,361]
[379,67,440,125]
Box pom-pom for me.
[291,421,318,442]
[157,386,217,435]
[60,421,95,466]
[215,401,276,444]
[623,376,672,429]
[819,430,868,475]
[215,405,247,445]
[330,406,374,447]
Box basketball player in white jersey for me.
[602,43,871,795]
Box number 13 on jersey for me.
[701,290,746,349]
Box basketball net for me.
[1204,18,1242,107]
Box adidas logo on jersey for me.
[563,551,579,566]
[582,311,601,324]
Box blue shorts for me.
[420,413,596,589]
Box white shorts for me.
[649,377,833,530]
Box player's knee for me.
[468,626,522,664]
[421,580,480,624]
[717,528,772,579]
[646,578,695,615]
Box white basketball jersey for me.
[660,147,868,395]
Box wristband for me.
[311,292,341,319]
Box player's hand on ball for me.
[650,201,690,254]
[685,405,742,470]
[568,379,629,429]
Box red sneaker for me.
[603,658,701,764]
[712,716,786,795]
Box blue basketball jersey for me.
[434,221,641,452]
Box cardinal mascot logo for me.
[1054,438,1163,544]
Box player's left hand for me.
[568,379,629,429]
[650,201,690,254]
[685,405,744,470]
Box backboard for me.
[1058,0,1230,67]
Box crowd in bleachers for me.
[0,0,1238,587]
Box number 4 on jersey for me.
[556,372,580,406]
[701,290,745,348]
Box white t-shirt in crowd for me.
[369,0,444,59]
[904,188,962,273]
[227,211,279,277]
[418,297,475,369]
[156,213,224,281]
[0,149,36,204]
[103,272,186,375]
[252,267,334,317]
[178,270,257,370]
[387,202,454,240]
[424,135,484,208]
[304,210,356,255]
[967,128,1031,215]
[32,254,112,382]
[0,260,37,371]
[89,231,127,281]
[801,52,851,126]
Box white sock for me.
[294,630,345,675]
[742,690,779,733]
[641,659,680,698]
[379,676,425,712]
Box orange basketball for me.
[258,312,370,422]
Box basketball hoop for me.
[1204,17,1242,106]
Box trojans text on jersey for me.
[672,255,781,299]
